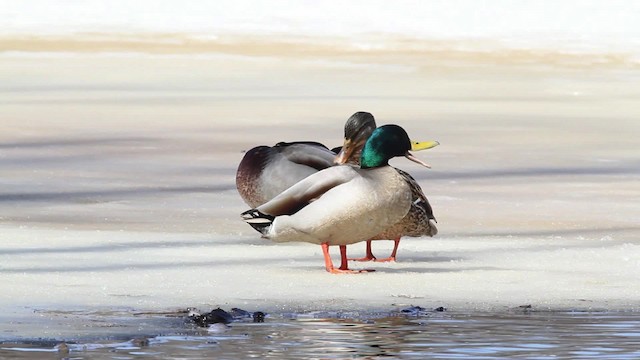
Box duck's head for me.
[334,112,377,165]
[360,125,439,169]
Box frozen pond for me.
[1,3,639,354]
[2,309,640,359]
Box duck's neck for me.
[360,146,388,169]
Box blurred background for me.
[2,0,638,232]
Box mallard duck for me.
[235,112,377,208]
[242,125,433,273]
[332,112,377,165]
[236,141,336,208]
[334,115,439,262]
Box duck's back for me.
[236,142,336,207]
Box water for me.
[2,310,639,359]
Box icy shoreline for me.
[1,31,639,339]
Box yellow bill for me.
[406,140,440,168]
[411,140,440,151]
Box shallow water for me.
[2,310,639,359]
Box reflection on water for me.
[2,311,640,359]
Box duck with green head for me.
[334,113,439,263]
[242,124,433,273]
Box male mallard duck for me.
[334,115,439,262]
[242,125,433,273]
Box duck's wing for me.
[236,142,337,208]
[252,165,359,216]
[274,142,337,171]
[395,168,437,223]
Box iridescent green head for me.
[360,125,439,169]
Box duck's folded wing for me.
[276,142,337,171]
[256,165,358,216]
[395,168,437,222]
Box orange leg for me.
[321,242,334,272]
[321,243,374,274]
[373,238,401,262]
[338,245,350,270]
[348,240,377,262]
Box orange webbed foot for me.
[322,243,375,274]
[327,267,375,274]
[348,255,377,262]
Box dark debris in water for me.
[188,308,233,326]
[230,307,252,319]
[399,305,447,316]
[188,307,267,327]
[253,311,265,323]
[401,306,427,315]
